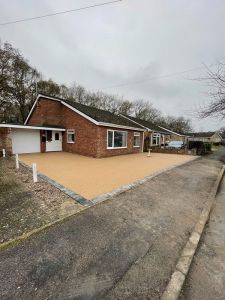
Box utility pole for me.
[35,81,38,97]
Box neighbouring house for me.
[211,131,223,144]
[187,131,222,144]
[120,115,171,151]
[0,94,145,158]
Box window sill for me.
[133,145,140,148]
[67,142,75,144]
[107,147,128,150]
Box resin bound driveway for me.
[20,152,193,199]
[0,149,224,300]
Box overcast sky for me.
[1,0,225,131]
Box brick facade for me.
[28,98,62,127]
[27,97,143,158]
[61,105,99,157]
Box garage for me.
[0,124,65,155]
[11,128,40,154]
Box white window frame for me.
[133,132,141,147]
[67,129,75,143]
[107,129,128,149]
[152,133,161,146]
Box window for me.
[67,129,75,143]
[55,133,59,141]
[108,130,113,148]
[152,133,161,145]
[133,132,140,147]
[46,130,52,142]
[107,130,127,149]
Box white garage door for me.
[11,129,40,154]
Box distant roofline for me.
[24,94,145,131]
[0,123,65,131]
[186,131,216,138]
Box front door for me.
[46,131,62,152]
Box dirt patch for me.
[20,152,194,199]
[0,158,83,243]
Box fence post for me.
[2,149,6,158]
[32,163,38,183]
[147,148,152,157]
[15,154,19,169]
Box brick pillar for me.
[0,128,12,155]
[40,130,46,152]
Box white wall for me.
[11,129,40,154]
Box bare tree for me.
[37,79,60,97]
[0,41,40,123]
[64,83,86,103]
[158,116,193,133]
[199,61,225,119]
[132,99,161,122]
[117,100,133,115]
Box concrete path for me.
[180,166,225,300]
[0,151,224,300]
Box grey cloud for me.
[1,0,225,130]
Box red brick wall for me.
[28,98,63,127]
[61,105,98,157]
[27,97,143,158]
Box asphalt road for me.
[0,150,224,300]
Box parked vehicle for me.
[166,141,184,149]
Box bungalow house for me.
[211,131,223,144]
[120,115,171,151]
[0,94,145,158]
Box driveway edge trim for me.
[161,164,225,300]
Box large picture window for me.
[67,129,75,143]
[133,132,140,147]
[152,133,161,145]
[107,130,127,149]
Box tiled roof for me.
[64,100,143,129]
[121,115,170,134]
